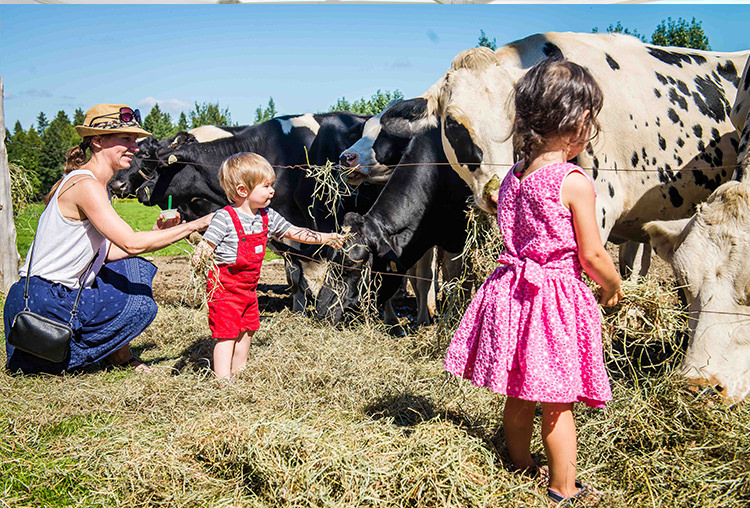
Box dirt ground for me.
[147,242,674,315]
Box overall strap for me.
[259,208,268,232]
[223,206,246,237]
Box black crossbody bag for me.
[7,238,98,363]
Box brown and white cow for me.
[378,32,748,247]
[644,57,750,402]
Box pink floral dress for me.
[445,162,611,407]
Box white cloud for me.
[391,59,413,69]
[138,96,193,116]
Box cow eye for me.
[443,116,483,172]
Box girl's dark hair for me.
[510,57,603,168]
[44,138,93,204]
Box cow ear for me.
[380,97,438,138]
[643,218,691,263]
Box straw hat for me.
[75,103,152,138]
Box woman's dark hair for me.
[44,138,93,204]
[510,57,603,168]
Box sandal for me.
[547,481,593,505]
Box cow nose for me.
[109,180,128,196]
[340,152,359,167]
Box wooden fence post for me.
[0,75,20,294]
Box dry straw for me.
[2,212,750,506]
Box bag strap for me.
[23,237,100,326]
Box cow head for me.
[644,180,750,402]
[315,213,403,324]
[377,46,522,213]
[109,136,164,197]
[339,104,410,186]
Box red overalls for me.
[207,206,268,339]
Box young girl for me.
[444,58,623,504]
[192,152,345,380]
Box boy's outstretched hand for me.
[324,232,346,249]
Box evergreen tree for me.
[477,29,497,51]
[652,17,710,50]
[176,112,190,133]
[7,122,43,195]
[329,89,404,115]
[143,103,175,139]
[36,112,49,135]
[38,110,79,193]
[254,97,278,124]
[189,102,231,128]
[73,108,85,127]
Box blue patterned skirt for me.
[3,257,158,374]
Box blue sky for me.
[2,4,749,131]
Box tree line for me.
[6,18,709,202]
[5,90,403,200]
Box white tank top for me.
[19,169,109,289]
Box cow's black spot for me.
[601,209,606,229]
[693,168,723,191]
[592,168,598,180]
[631,151,639,167]
[690,53,707,65]
[692,76,729,122]
[652,157,657,166]
[730,137,739,152]
[717,60,739,86]
[593,156,600,169]
[443,115,483,172]
[542,42,564,60]
[668,109,681,124]
[693,124,703,138]
[606,53,620,70]
[642,148,648,163]
[677,80,689,95]
[629,114,634,120]
[655,72,668,85]
[697,140,706,152]
[654,88,662,99]
[713,148,723,167]
[668,186,684,208]
[649,47,692,67]
[744,68,750,90]
[608,183,615,197]
[677,137,685,147]
[658,134,666,150]
[669,88,688,111]
[711,128,721,144]
[656,117,661,127]
[675,155,683,166]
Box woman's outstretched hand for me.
[153,211,181,230]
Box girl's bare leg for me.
[213,338,236,379]
[541,402,578,497]
[503,397,538,471]
[231,330,254,375]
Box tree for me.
[176,112,189,132]
[38,110,79,193]
[36,112,48,135]
[143,103,174,139]
[73,108,85,127]
[329,89,405,115]
[593,18,710,50]
[592,21,647,42]
[477,29,497,51]
[254,97,278,124]
[6,122,42,195]
[652,17,710,50]
[189,102,231,128]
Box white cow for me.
[644,57,750,402]
[377,32,748,244]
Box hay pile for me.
[2,208,749,507]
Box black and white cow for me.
[643,57,750,402]
[373,32,748,251]
[314,124,471,325]
[109,125,247,198]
